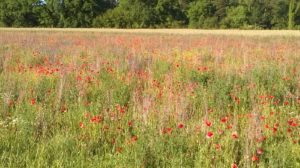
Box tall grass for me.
[0,31,299,167]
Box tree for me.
[0,0,43,27]
[213,0,229,22]
[0,0,299,29]
[155,0,189,27]
[37,0,60,27]
[38,0,115,27]
[246,0,273,29]
[288,0,300,29]
[221,5,248,28]
[93,0,159,28]
[188,0,218,28]
[271,0,289,29]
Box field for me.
[0,29,299,168]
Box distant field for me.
[1,28,300,37]
[0,30,299,167]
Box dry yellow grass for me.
[0,28,300,37]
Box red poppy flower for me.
[257,148,263,155]
[288,118,298,127]
[90,115,102,123]
[232,131,238,139]
[205,120,212,127]
[116,104,126,114]
[116,147,123,153]
[131,135,138,142]
[128,121,133,127]
[227,124,233,129]
[206,131,214,138]
[251,155,259,162]
[178,123,184,129]
[220,117,228,123]
[232,163,238,168]
[76,75,82,81]
[264,124,269,129]
[79,122,84,128]
[272,127,278,133]
[162,127,173,135]
[268,95,275,99]
[166,127,172,134]
[31,99,36,105]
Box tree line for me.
[0,0,299,29]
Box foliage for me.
[1,0,300,29]
[0,0,42,27]
[188,0,218,28]
[221,6,248,28]
[93,0,159,28]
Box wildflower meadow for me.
[0,30,299,168]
